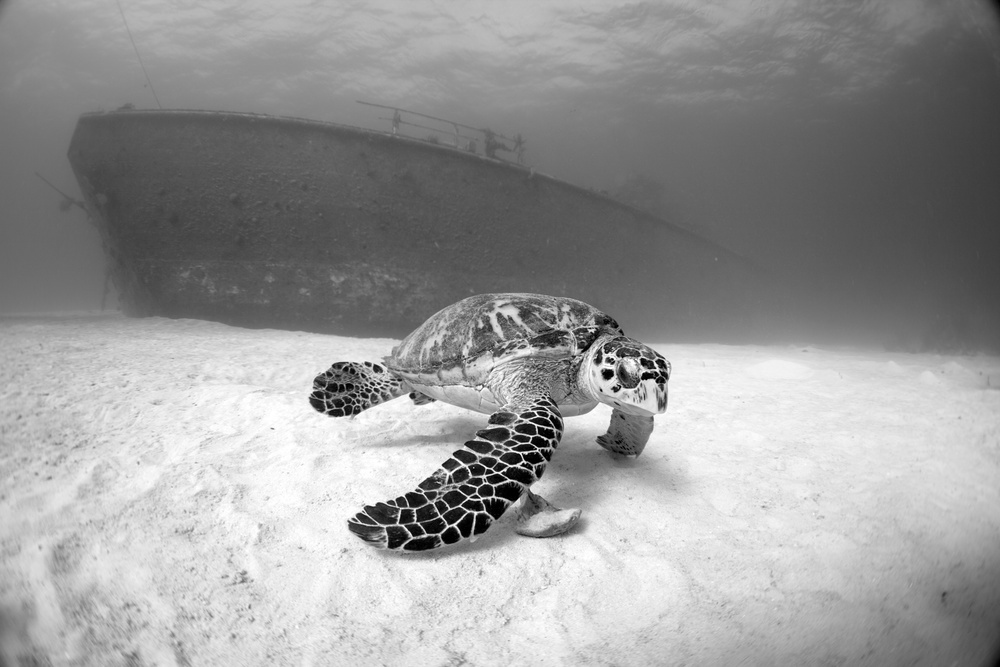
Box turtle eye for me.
[615,357,641,389]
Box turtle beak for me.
[616,379,667,416]
[641,381,667,415]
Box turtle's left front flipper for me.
[347,396,567,551]
[596,408,655,456]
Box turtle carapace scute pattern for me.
[309,293,671,552]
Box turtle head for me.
[583,336,670,416]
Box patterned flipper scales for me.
[348,396,564,551]
[309,361,409,417]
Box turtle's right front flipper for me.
[310,361,409,417]
[347,396,565,551]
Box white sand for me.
[1,314,998,666]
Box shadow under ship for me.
[67,106,784,341]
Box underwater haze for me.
[1,0,1000,347]
[3,3,1000,665]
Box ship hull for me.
[68,109,778,339]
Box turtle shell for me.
[387,293,622,386]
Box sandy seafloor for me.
[1,314,998,667]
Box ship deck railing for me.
[356,100,527,165]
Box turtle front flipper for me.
[596,408,655,456]
[347,396,567,551]
[309,361,409,417]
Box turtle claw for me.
[514,491,581,538]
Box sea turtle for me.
[309,293,671,552]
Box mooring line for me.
[115,0,162,109]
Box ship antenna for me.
[115,0,162,109]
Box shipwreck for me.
[67,104,780,340]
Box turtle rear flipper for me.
[409,391,436,406]
[310,361,408,417]
[347,396,567,551]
